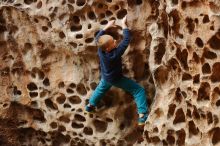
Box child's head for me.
[97,35,117,52]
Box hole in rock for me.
[197,82,210,101]
[58,81,65,88]
[185,17,195,34]
[208,34,220,50]
[42,26,48,32]
[24,0,36,5]
[188,120,199,136]
[83,127,93,135]
[216,100,220,107]
[176,48,188,70]
[70,25,82,32]
[176,129,186,146]
[40,49,53,60]
[90,82,97,90]
[61,0,66,5]
[202,63,211,74]
[43,77,50,86]
[66,88,74,94]
[106,118,113,122]
[93,119,108,133]
[85,38,94,43]
[207,112,213,124]
[69,42,77,48]
[166,134,175,145]
[1,67,10,76]
[134,0,142,5]
[210,26,214,30]
[72,122,84,129]
[114,5,119,11]
[67,4,74,12]
[173,108,185,124]
[77,108,83,112]
[64,103,71,108]
[3,103,8,108]
[29,92,38,98]
[74,114,86,122]
[68,95,82,104]
[59,31,66,39]
[27,82,38,91]
[72,16,80,24]
[45,98,58,110]
[40,90,48,98]
[37,1,42,8]
[88,11,96,20]
[203,15,210,23]
[195,37,204,48]
[76,83,87,95]
[100,20,108,25]
[68,0,74,3]
[182,73,192,81]
[56,94,66,104]
[193,74,200,84]
[211,63,220,82]
[88,24,92,29]
[154,40,166,64]
[203,48,217,59]
[172,0,178,5]
[76,0,85,6]
[212,127,220,145]
[117,9,127,19]
[119,123,125,130]
[59,115,70,123]
[76,34,83,39]
[167,104,176,118]
[58,125,66,132]
[50,122,57,129]
[106,10,113,17]
[69,83,76,88]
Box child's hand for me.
[122,16,127,29]
[104,20,115,30]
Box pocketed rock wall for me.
[0,0,220,146]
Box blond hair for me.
[97,35,113,51]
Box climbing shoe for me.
[138,113,148,126]
[85,104,96,113]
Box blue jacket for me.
[95,29,131,83]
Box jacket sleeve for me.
[95,29,105,44]
[114,29,131,58]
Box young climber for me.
[85,16,148,125]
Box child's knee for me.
[137,85,144,91]
[134,86,145,95]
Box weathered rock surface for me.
[0,0,220,145]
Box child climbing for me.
[85,16,148,126]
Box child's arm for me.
[95,20,116,43]
[114,16,131,57]
[95,30,105,44]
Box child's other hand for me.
[104,20,115,30]
[122,16,127,29]
[108,20,115,26]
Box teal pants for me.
[89,76,148,114]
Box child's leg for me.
[89,79,112,106]
[112,76,148,114]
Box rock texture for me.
[0,0,220,146]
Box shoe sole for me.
[85,110,95,114]
[138,123,145,126]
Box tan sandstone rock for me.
[0,0,220,146]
